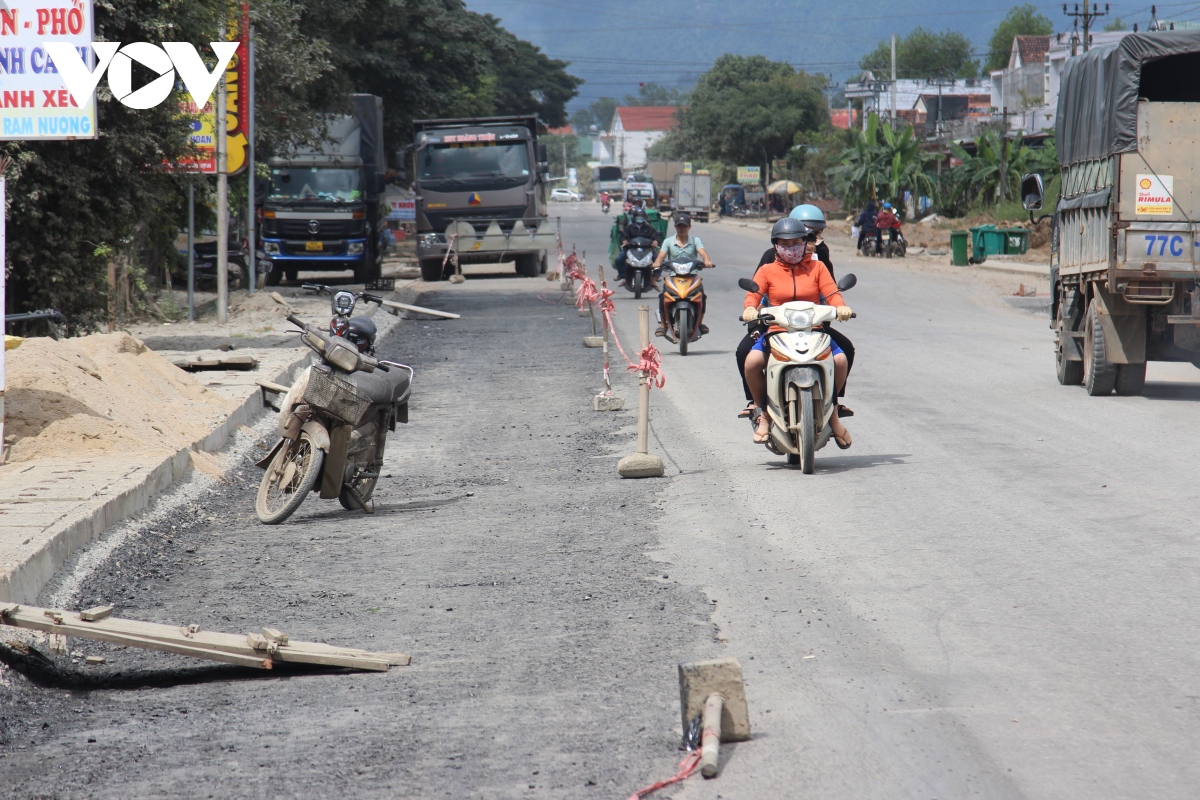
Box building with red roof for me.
[599,106,683,168]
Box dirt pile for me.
[4,332,235,463]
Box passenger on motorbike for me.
[651,211,713,336]
[874,203,900,251]
[738,206,856,417]
[742,218,853,448]
[615,208,661,286]
[855,200,877,253]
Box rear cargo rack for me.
[1119,281,1175,304]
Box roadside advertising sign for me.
[175,99,216,173]
[737,166,760,184]
[389,198,415,221]
[0,0,97,140]
[1135,174,1173,215]
[683,162,693,174]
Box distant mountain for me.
[465,0,1055,111]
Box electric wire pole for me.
[1063,3,1109,52]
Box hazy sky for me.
[464,0,1174,110]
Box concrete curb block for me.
[0,351,313,604]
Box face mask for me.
[775,242,806,264]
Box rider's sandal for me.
[655,325,666,337]
[753,410,771,443]
[834,428,853,450]
[738,401,755,418]
[699,324,710,334]
[837,404,854,418]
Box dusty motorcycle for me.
[659,258,712,356]
[739,274,857,474]
[622,235,657,299]
[255,314,412,524]
[303,283,384,354]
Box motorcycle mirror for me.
[836,273,857,292]
[738,278,760,293]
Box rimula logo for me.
[45,42,239,110]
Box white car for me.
[551,188,582,202]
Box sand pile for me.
[4,332,236,463]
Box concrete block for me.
[593,394,624,411]
[617,452,664,478]
[582,336,604,347]
[678,657,751,742]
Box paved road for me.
[561,201,1200,798]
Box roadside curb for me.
[0,351,314,603]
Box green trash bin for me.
[1001,227,1030,255]
[969,224,1007,263]
[950,230,969,266]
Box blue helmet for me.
[883,202,892,210]
[789,203,827,231]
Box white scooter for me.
[739,275,857,473]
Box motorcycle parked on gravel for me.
[738,274,857,473]
[303,283,385,355]
[622,236,657,299]
[255,314,412,524]
[659,258,712,356]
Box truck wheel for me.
[419,258,445,282]
[515,253,539,277]
[1083,299,1117,396]
[285,268,298,283]
[1115,362,1147,396]
[538,252,549,274]
[1054,301,1083,386]
[265,267,282,287]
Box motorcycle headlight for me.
[326,340,360,372]
[784,308,815,329]
[671,261,695,275]
[263,242,281,255]
[629,253,652,267]
[347,242,365,255]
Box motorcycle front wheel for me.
[788,385,816,473]
[677,307,691,356]
[256,432,324,524]
[632,271,643,299]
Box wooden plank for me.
[261,627,289,645]
[380,299,461,320]
[80,606,113,622]
[0,605,403,672]
[255,379,291,394]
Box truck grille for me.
[276,219,362,238]
[423,207,530,233]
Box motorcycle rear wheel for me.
[256,433,324,524]
[339,472,379,511]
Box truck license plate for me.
[305,241,323,251]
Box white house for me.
[602,106,682,169]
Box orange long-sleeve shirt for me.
[744,257,845,322]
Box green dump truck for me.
[1026,31,1200,395]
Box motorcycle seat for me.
[348,315,376,340]
[343,368,411,406]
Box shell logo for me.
[1140,178,1153,190]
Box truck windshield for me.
[419,143,529,184]
[269,168,362,202]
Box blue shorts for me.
[752,333,843,357]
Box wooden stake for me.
[700,693,725,778]
[617,306,663,476]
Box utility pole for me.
[890,34,898,126]
[216,23,228,324]
[1063,3,1109,52]
[246,26,256,294]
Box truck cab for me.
[413,115,556,281]
[259,95,386,285]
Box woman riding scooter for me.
[736,208,856,418]
[742,218,853,448]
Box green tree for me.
[571,97,619,133]
[986,5,1054,72]
[1104,17,1128,32]
[833,113,935,215]
[860,28,977,79]
[671,55,827,179]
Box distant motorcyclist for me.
[874,203,900,251]
[614,208,660,286]
[652,212,713,336]
[855,200,877,252]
